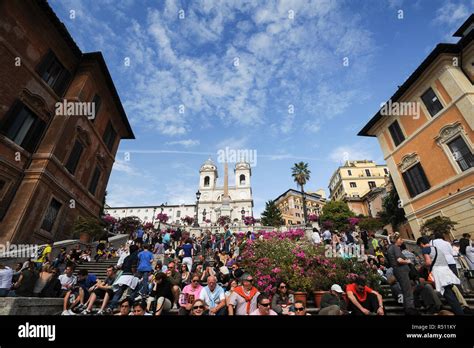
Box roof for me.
[37,1,134,139]
[358,16,474,137]
[82,53,135,139]
[273,189,325,204]
[453,14,474,37]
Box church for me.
[197,158,254,224]
[104,158,254,226]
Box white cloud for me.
[166,139,200,147]
[328,143,376,164]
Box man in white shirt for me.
[322,230,332,245]
[311,228,321,245]
[58,265,77,293]
[199,276,226,315]
[430,233,458,276]
[0,263,13,297]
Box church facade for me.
[197,159,253,224]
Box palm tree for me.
[291,162,311,226]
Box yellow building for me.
[358,15,474,239]
[328,160,389,215]
[274,189,326,225]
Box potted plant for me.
[72,216,105,243]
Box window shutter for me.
[35,50,55,79]
[22,118,46,153]
[0,101,23,136]
[53,68,71,97]
[402,171,415,197]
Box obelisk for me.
[220,161,231,217]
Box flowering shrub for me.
[181,216,194,226]
[102,214,117,225]
[217,215,231,227]
[156,213,169,223]
[244,216,256,226]
[348,217,360,227]
[322,220,334,229]
[308,214,318,222]
[205,219,211,224]
[240,230,381,294]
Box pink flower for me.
[271,267,281,274]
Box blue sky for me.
[49,0,473,216]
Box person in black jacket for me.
[147,272,174,315]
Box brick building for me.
[0,1,134,243]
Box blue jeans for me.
[0,289,9,297]
[443,285,464,315]
[137,271,150,296]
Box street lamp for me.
[193,190,201,227]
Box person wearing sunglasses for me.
[271,281,294,315]
[179,274,203,315]
[294,301,309,316]
[190,299,207,316]
[250,294,277,316]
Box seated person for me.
[271,282,294,315]
[81,266,117,315]
[147,272,174,316]
[61,269,96,315]
[319,284,347,315]
[346,277,384,316]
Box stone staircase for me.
[75,257,119,280]
[378,284,474,316]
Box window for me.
[388,121,405,147]
[421,88,443,117]
[36,50,71,96]
[103,122,117,152]
[88,166,101,195]
[0,179,5,192]
[384,168,389,175]
[91,95,101,122]
[145,209,148,213]
[239,174,246,185]
[65,140,84,175]
[204,176,210,187]
[144,216,148,221]
[0,102,46,153]
[368,181,376,189]
[130,210,133,213]
[350,182,357,188]
[365,169,371,177]
[40,198,62,232]
[347,170,352,176]
[122,210,125,213]
[402,163,430,197]
[447,136,474,172]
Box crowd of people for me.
[0,225,473,316]
[311,226,474,315]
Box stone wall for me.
[0,297,63,315]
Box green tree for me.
[291,162,311,226]
[72,216,105,241]
[358,217,385,232]
[378,182,406,230]
[260,200,284,227]
[320,201,355,230]
[421,216,458,236]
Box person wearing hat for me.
[319,284,347,315]
[227,273,260,315]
